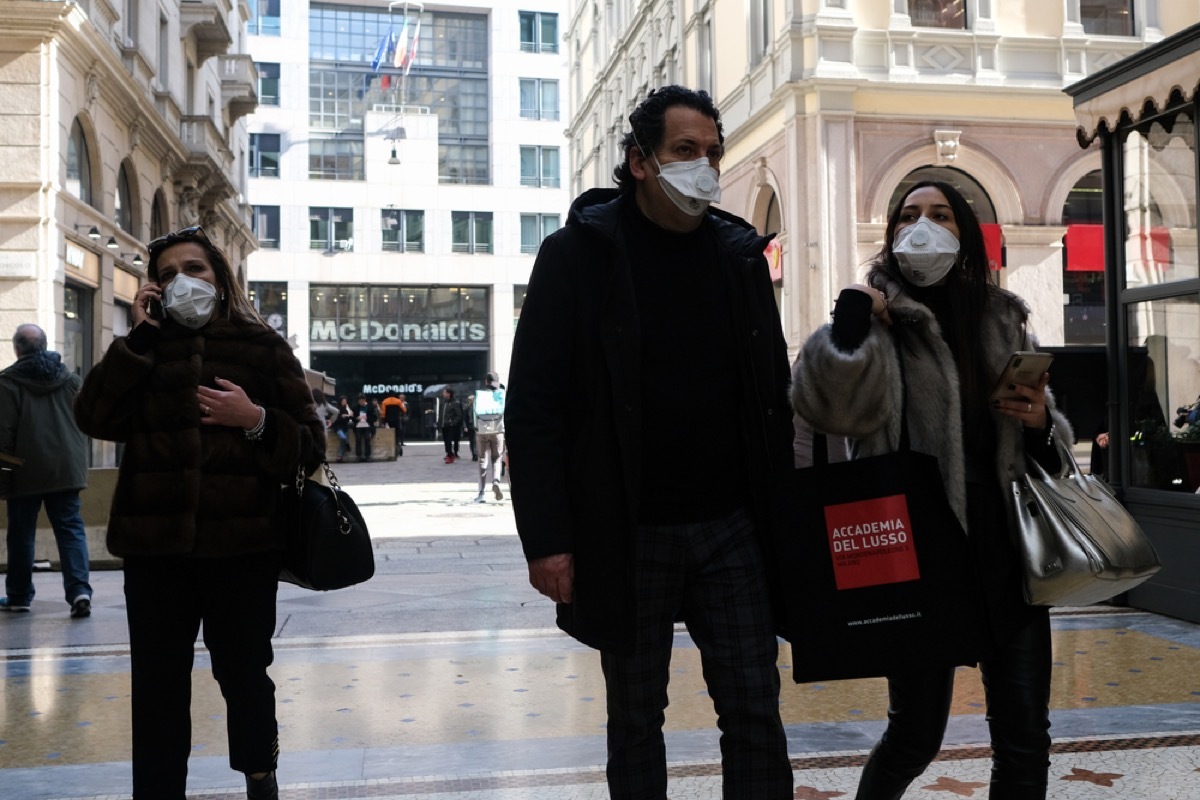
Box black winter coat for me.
[506,189,794,654]
[75,318,325,559]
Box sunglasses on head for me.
[148,225,209,252]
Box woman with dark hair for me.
[332,395,353,462]
[74,226,325,800]
[792,181,1072,799]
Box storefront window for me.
[249,281,288,336]
[1125,296,1200,493]
[1123,108,1198,286]
[310,285,489,349]
[62,284,93,377]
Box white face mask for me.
[162,274,219,329]
[651,154,722,217]
[892,217,961,286]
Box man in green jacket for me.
[0,324,92,617]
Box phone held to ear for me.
[147,296,165,322]
[990,352,1054,402]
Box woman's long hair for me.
[868,180,997,411]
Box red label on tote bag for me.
[824,494,920,590]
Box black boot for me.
[246,772,279,800]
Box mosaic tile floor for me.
[3,608,1200,799]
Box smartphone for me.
[990,352,1054,402]
[146,296,165,322]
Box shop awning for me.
[1068,25,1200,146]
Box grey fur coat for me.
[791,275,1073,535]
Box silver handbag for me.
[1009,438,1162,607]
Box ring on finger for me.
[1027,402,1032,413]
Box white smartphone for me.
[990,352,1054,402]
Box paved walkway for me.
[2,443,1199,799]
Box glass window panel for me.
[541,80,559,120]
[370,286,401,320]
[539,13,558,53]
[253,205,280,249]
[541,147,560,187]
[257,62,280,105]
[1081,0,1133,36]
[310,209,329,249]
[519,79,537,119]
[1123,109,1198,286]
[519,12,536,51]
[405,210,424,252]
[474,213,492,254]
[1125,296,1200,492]
[908,0,966,29]
[115,164,133,233]
[520,146,537,186]
[382,209,402,251]
[541,214,560,238]
[520,214,538,253]
[67,119,92,207]
[452,211,471,252]
[460,287,488,325]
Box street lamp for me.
[122,253,144,267]
[74,225,101,240]
[106,236,119,250]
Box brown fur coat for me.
[75,318,324,558]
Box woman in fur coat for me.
[791,181,1072,800]
[75,226,324,800]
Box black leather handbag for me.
[278,462,375,591]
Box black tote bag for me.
[774,343,986,682]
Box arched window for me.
[1062,169,1107,345]
[887,166,996,223]
[67,119,94,207]
[115,163,135,234]
[764,191,782,235]
[150,190,168,241]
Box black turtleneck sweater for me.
[623,197,747,524]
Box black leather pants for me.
[855,609,1052,800]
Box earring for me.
[221,291,226,301]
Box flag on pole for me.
[370,27,393,73]
[403,17,422,74]
[393,17,409,69]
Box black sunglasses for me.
[148,225,209,252]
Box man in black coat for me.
[506,86,794,799]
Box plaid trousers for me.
[600,507,793,800]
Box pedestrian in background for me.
[463,394,478,461]
[0,324,93,617]
[74,225,325,800]
[506,86,794,799]
[353,393,377,462]
[381,392,408,456]
[473,371,505,503]
[792,180,1071,799]
[439,387,463,463]
[332,396,352,462]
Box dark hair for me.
[443,387,454,398]
[147,227,267,328]
[612,85,724,194]
[869,180,999,411]
[12,324,47,356]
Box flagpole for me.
[387,0,424,109]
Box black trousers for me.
[854,608,1052,800]
[124,552,282,799]
[599,508,792,800]
[354,427,374,459]
[442,425,461,456]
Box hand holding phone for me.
[990,352,1053,402]
[147,296,165,321]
